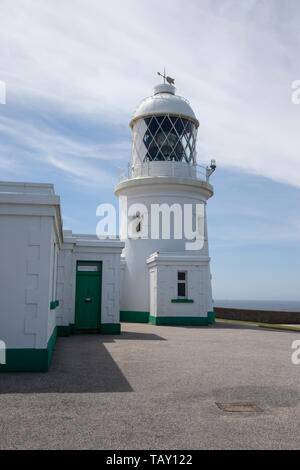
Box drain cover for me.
[216,403,263,412]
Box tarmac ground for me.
[0,321,300,450]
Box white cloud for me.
[0,115,130,161]
[0,114,125,188]
[0,0,300,187]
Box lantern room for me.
[130,83,199,168]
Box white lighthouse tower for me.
[115,75,216,326]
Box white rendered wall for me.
[0,183,123,352]
[57,234,124,327]
[0,183,63,350]
[47,224,60,342]
[0,214,56,349]
[147,254,213,318]
[116,176,213,314]
[56,242,75,328]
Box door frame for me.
[74,260,102,331]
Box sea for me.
[214,300,300,312]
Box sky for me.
[0,0,299,300]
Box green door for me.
[75,261,102,330]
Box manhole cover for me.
[216,403,263,412]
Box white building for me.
[0,80,215,372]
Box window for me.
[77,262,101,272]
[136,211,141,233]
[177,271,187,298]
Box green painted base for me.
[0,327,57,372]
[50,300,60,310]
[57,324,72,337]
[208,311,215,324]
[120,311,150,323]
[101,323,121,335]
[149,316,209,326]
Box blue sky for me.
[0,0,299,300]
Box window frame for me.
[77,261,101,273]
[177,271,188,299]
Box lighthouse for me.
[115,75,216,326]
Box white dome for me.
[130,83,199,129]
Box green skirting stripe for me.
[208,311,215,324]
[149,316,209,326]
[0,326,58,372]
[50,300,59,310]
[0,349,48,373]
[120,311,150,323]
[57,324,72,337]
[47,326,57,369]
[101,323,121,335]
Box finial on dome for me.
[157,68,175,85]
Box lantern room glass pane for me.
[142,115,196,164]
